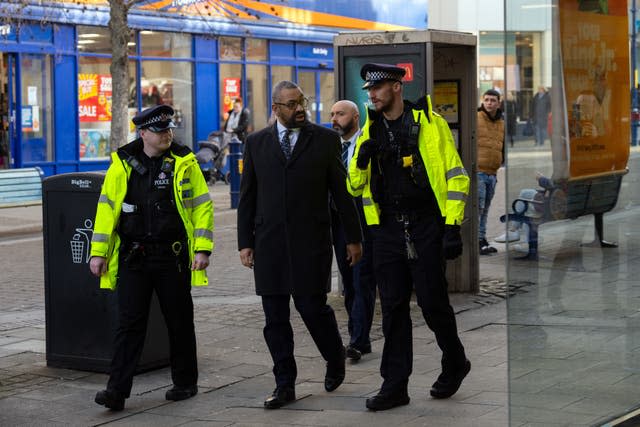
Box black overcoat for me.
[237,122,362,296]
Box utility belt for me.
[380,209,438,224]
[121,240,186,260]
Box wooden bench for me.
[500,170,627,260]
[0,167,44,208]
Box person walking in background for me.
[223,97,251,144]
[237,81,363,409]
[89,105,214,411]
[531,86,551,146]
[349,63,470,411]
[477,89,505,255]
[329,100,376,362]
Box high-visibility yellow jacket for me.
[348,96,469,226]
[90,140,214,290]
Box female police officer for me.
[89,105,214,410]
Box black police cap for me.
[360,63,406,89]
[132,104,177,132]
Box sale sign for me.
[222,77,241,118]
[78,74,112,122]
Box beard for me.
[333,121,354,137]
[286,110,309,128]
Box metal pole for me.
[632,0,638,146]
[228,136,242,209]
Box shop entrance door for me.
[297,69,335,127]
[0,53,16,168]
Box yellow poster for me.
[560,0,630,178]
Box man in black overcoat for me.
[237,81,363,409]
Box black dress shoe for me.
[324,351,346,392]
[365,390,410,411]
[166,384,198,401]
[264,386,296,409]
[430,359,471,399]
[345,345,362,361]
[95,389,125,411]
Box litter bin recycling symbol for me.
[70,219,93,264]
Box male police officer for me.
[349,63,470,411]
[90,105,214,411]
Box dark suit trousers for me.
[107,252,197,396]
[371,215,466,394]
[330,206,376,352]
[261,294,344,387]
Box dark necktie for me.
[281,129,292,160]
[341,140,350,167]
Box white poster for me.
[27,86,37,105]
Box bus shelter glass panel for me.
[141,61,192,148]
[505,1,640,424]
[20,54,53,163]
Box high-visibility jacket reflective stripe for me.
[348,95,469,226]
[90,149,214,290]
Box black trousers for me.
[371,214,466,394]
[107,248,197,396]
[261,294,343,388]
[330,205,376,352]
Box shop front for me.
[0,0,417,175]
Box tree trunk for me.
[108,0,131,153]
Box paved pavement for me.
[8,144,637,426]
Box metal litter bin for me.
[43,172,169,373]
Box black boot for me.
[430,359,471,399]
[264,386,296,409]
[165,384,198,401]
[95,389,125,411]
[365,389,410,411]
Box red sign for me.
[78,74,112,122]
[397,63,414,82]
[222,77,241,119]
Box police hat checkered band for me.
[139,113,173,128]
[365,70,403,83]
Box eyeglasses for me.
[274,97,309,110]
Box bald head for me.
[330,100,360,140]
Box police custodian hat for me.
[132,104,177,132]
[360,63,406,89]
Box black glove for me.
[356,139,378,170]
[443,225,463,260]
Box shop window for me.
[219,37,242,61]
[271,66,293,89]
[141,60,192,147]
[77,56,137,160]
[77,26,136,56]
[140,31,191,58]
[219,63,242,126]
[246,38,267,62]
[20,55,53,162]
[319,72,335,124]
[246,64,267,131]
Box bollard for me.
[229,136,243,209]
